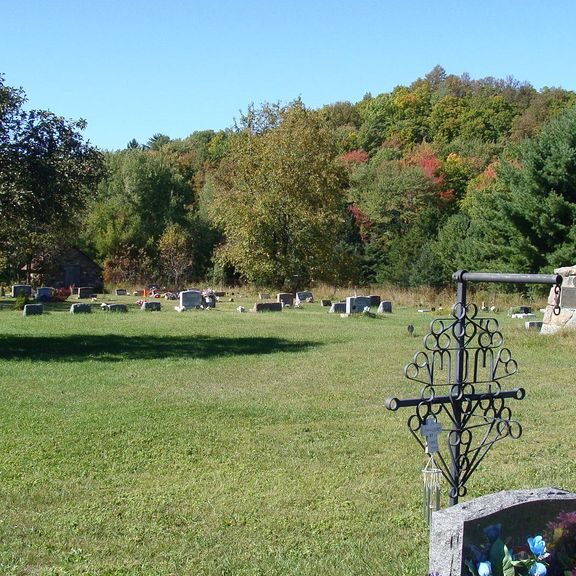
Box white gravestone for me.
[346,296,371,314]
[175,290,203,311]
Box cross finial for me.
[421,417,442,454]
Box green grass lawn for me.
[1,295,575,575]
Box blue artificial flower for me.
[529,561,547,576]
[528,535,547,558]
[477,560,492,576]
[483,524,502,543]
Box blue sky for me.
[2,0,575,151]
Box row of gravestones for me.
[22,302,163,315]
[328,296,393,315]
[15,286,395,316]
[9,285,98,300]
[256,292,393,314]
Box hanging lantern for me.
[422,454,442,524]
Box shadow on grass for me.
[0,334,321,362]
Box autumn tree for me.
[433,106,576,276]
[207,101,352,289]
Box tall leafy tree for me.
[207,101,351,289]
[0,74,103,276]
[81,149,192,273]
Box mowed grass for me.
[1,295,575,575]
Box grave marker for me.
[377,300,393,313]
[23,303,43,316]
[277,293,294,306]
[430,487,576,576]
[295,291,313,304]
[329,302,346,313]
[11,285,32,298]
[369,295,381,307]
[35,287,53,302]
[77,287,94,299]
[386,270,562,506]
[70,303,92,314]
[252,302,282,312]
[345,296,371,314]
[175,290,203,311]
[106,304,128,313]
[141,301,161,311]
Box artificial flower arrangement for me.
[461,511,576,576]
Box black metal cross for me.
[385,270,562,505]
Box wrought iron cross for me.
[385,270,562,505]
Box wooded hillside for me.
[3,66,576,289]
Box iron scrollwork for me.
[386,302,524,503]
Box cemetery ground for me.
[1,293,575,575]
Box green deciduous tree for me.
[0,74,103,277]
[207,101,352,289]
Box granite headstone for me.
[429,487,576,576]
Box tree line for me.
[2,66,576,290]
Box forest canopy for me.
[2,66,576,289]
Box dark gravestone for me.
[329,302,346,313]
[141,301,161,311]
[320,299,332,307]
[378,300,393,313]
[12,285,32,298]
[77,287,94,299]
[429,487,576,576]
[115,289,127,296]
[295,291,314,304]
[203,294,216,308]
[70,303,92,314]
[107,304,128,313]
[277,293,294,306]
[36,287,54,302]
[252,302,282,312]
[369,295,381,307]
[23,303,43,316]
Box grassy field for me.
[1,292,575,575]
